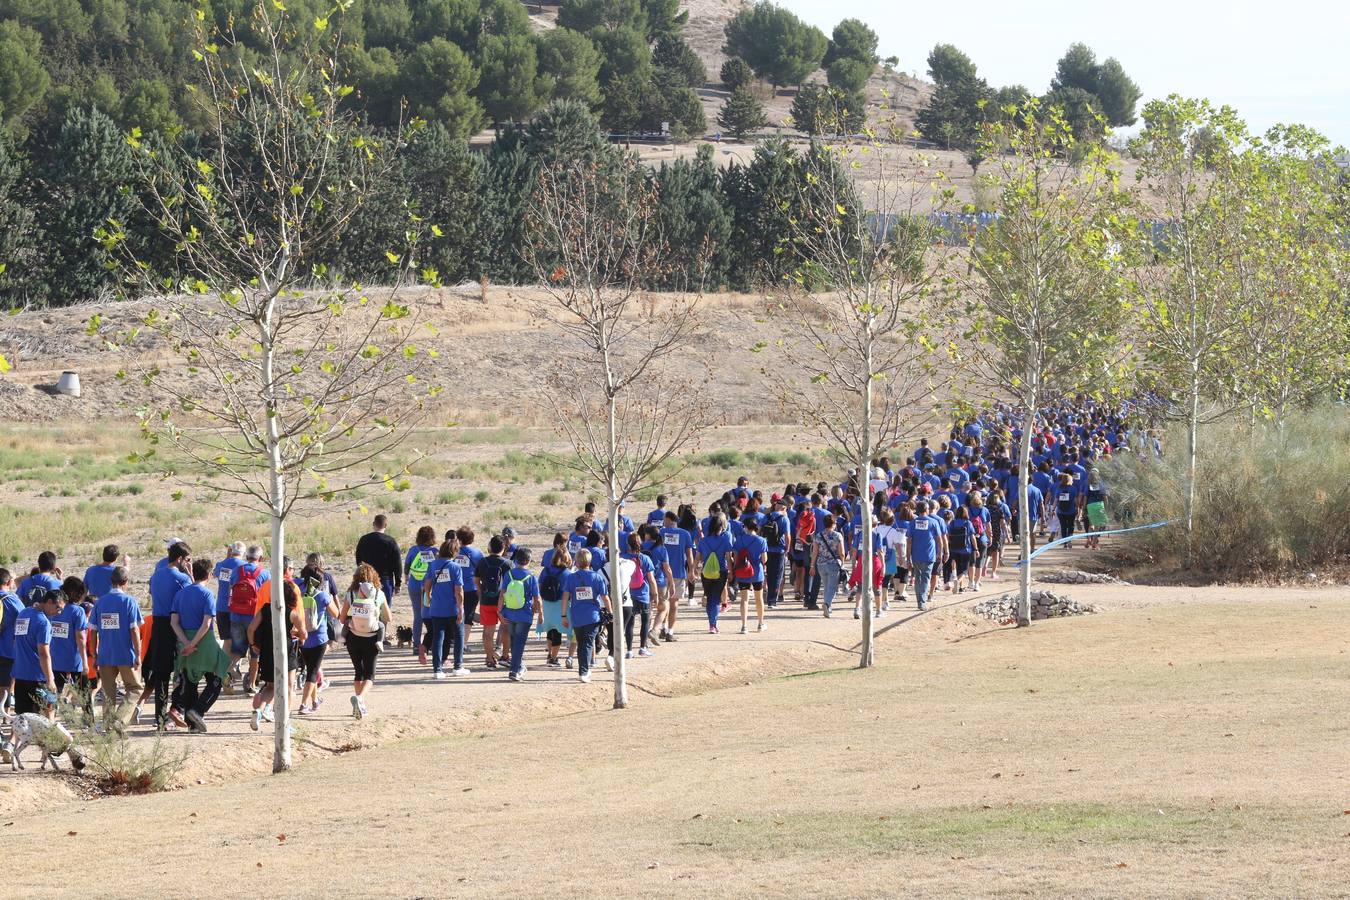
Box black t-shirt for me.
[474,555,513,607]
[355,532,402,587]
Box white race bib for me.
[350,601,374,619]
[52,621,70,639]
[663,533,680,546]
[1059,493,1071,502]
[575,586,594,601]
[218,570,234,585]
[454,555,470,568]
[915,520,929,531]
[435,568,452,584]
[14,618,29,636]
[100,613,120,630]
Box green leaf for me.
[0,353,9,374]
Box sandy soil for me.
[4,571,1346,897]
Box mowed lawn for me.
[14,596,1350,898]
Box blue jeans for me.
[380,575,397,610]
[506,620,530,675]
[765,553,785,606]
[573,622,601,675]
[804,562,820,607]
[819,562,842,609]
[911,561,935,609]
[428,616,463,672]
[408,583,425,646]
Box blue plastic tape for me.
[1014,519,1175,566]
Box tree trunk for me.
[858,349,875,668]
[1183,360,1200,569]
[1016,386,1037,628]
[260,312,292,773]
[607,395,628,710]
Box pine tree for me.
[718,86,767,139]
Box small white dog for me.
[7,714,86,772]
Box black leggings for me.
[624,603,651,650]
[608,607,637,654]
[300,644,328,684]
[346,632,382,682]
[1059,514,1076,538]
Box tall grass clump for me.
[1106,409,1350,578]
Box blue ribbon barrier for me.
[1015,519,1175,566]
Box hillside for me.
[0,286,792,425]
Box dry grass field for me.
[5,583,1346,898]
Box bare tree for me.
[92,2,435,771]
[963,100,1134,626]
[526,154,709,708]
[775,141,952,666]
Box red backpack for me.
[733,547,754,580]
[796,508,816,541]
[229,565,262,616]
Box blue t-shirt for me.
[149,566,191,618]
[501,567,540,625]
[696,533,734,579]
[646,508,667,525]
[423,558,464,618]
[173,582,216,635]
[49,602,89,673]
[0,591,23,658]
[12,606,51,682]
[404,544,438,588]
[640,540,669,587]
[83,564,117,602]
[589,547,608,575]
[456,546,484,594]
[764,511,791,554]
[229,563,269,623]
[907,515,943,563]
[93,590,145,667]
[302,590,333,650]
[212,556,244,613]
[659,527,693,579]
[18,572,61,606]
[1022,484,1044,521]
[566,531,588,556]
[733,534,768,582]
[623,553,656,604]
[563,569,607,627]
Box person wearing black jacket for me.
[355,515,402,618]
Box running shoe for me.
[358,699,368,718]
[757,622,767,632]
[853,607,861,620]
[131,706,143,726]
[823,606,832,618]
[250,709,262,731]
[579,672,591,683]
[605,656,615,672]
[296,705,310,716]
[564,656,574,669]
[451,667,471,676]
[547,658,562,668]
[738,624,748,634]
[624,650,633,660]
[350,695,363,720]
[185,710,207,733]
[638,647,654,657]
[261,705,274,724]
[508,672,522,682]
[433,671,446,680]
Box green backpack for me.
[503,572,528,611]
[409,548,434,582]
[701,550,721,580]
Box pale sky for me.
[788,0,1350,147]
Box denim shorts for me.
[230,619,252,656]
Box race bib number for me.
[915,520,929,531]
[663,533,680,546]
[454,555,470,568]
[218,570,233,585]
[575,586,594,602]
[52,621,70,639]
[350,601,373,619]
[14,619,28,636]
[101,613,120,630]
[568,541,583,554]
[1059,493,1071,502]
[435,568,453,583]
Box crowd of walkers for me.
[0,399,1153,749]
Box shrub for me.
[539,492,563,506]
[474,489,491,503]
[1106,409,1350,579]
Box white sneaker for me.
[757,622,767,632]
[853,607,861,620]
[579,672,591,683]
[350,695,363,720]
[738,624,748,634]
[638,647,654,657]
[605,656,615,672]
[877,609,886,619]
[433,671,446,680]
[261,705,274,723]
[250,709,262,731]
[564,656,574,669]
[508,671,522,682]
[451,667,471,676]
[624,650,634,659]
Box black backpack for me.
[478,557,511,602]
[539,565,562,603]
[949,520,973,554]
[762,516,781,547]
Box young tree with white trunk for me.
[776,141,951,666]
[92,2,436,771]
[526,154,709,709]
[963,99,1134,626]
